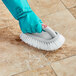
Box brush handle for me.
[42,24,56,38]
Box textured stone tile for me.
[61,0,76,8]
[0,0,66,28]
[13,65,56,76]
[0,1,51,75]
[0,0,76,76]
[0,1,14,28]
[0,27,50,76]
[40,9,76,62]
[69,6,76,18]
[28,0,66,17]
[41,9,76,44]
[51,56,76,76]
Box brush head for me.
[20,31,65,51]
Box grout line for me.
[60,0,76,20]
[50,64,58,76]
[11,55,76,76]
[51,55,76,64]
[50,55,76,76]
[0,25,12,29]
[11,70,28,76]
[40,9,67,19]
[60,0,76,8]
[68,6,76,19]
[40,9,66,18]
[0,20,17,29]
[60,0,68,9]
[11,54,50,76]
[40,1,67,18]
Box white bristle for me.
[20,33,65,51]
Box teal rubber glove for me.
[2,0,43,33]
[19,11,42,33]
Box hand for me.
[19,11,42,33]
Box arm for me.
[2,0,32,20]
[2,0,43,33]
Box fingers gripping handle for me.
[42,24,56,38]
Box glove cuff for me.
[2,0,32,20]
[16,7,32,20]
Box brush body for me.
[20,24,65,51]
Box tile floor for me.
[0,0,76,76]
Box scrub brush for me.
[20,24,65,51]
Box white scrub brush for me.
[20,24,65,51]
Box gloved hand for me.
[2,0,43,33]
[19,11,42,33]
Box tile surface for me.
[61,0,76,8]
[13,65,56,76]
[0,27,49,76]
[51,56,76,76]
[28,0,66,17]
[41,9,76,62]
[0,1,14,28]
[0,0,76,76]
[69,6,76,18]
[41,9,76,44]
